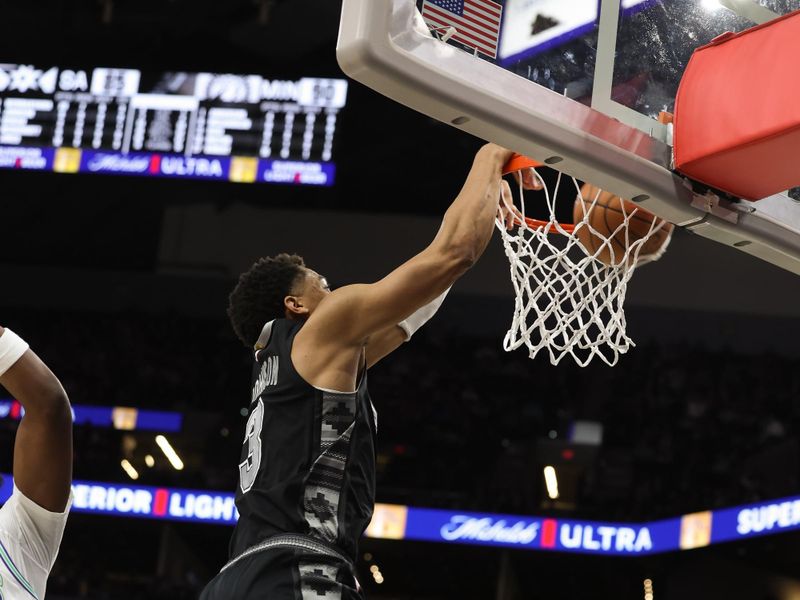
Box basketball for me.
[572,183,674,266]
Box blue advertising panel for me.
[0,399,182,432]
[70,481,238,525]
[78,150,232,182]
[405,507,544,548]
[711,497,800,545]
[258,160,336,186]
[402,506,681,555]
[0,145,54,170]
[0,474,239,525]
[1,473,799,556]
[0,477,238,526]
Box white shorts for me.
[0,486,71,599]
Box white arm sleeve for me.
[0,328,29,377]
[0,485,71,598]
[397,286,452,341]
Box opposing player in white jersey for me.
[0,326,72,599]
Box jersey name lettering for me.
[252,355,279,402]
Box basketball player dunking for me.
[200,144,539,599]
[0,327,73,599]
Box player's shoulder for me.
[254,319,301,359]
[304,284,369,329]
[0,484,71,540]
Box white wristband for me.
[398,286,452,341]
[0,329,30,377]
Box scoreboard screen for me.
[0,64,348,186]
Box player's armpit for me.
[0,486,71,572]
[365,325,407,369]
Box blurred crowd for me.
[372,330,800,520]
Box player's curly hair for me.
[227,253,306,347]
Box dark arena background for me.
[2,1,800,599]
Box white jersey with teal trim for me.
[0,486,71,599]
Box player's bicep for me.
[3,352,73,513]
[366,325,407,368]
[14,413,72,514]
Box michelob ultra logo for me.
[436,514,653,554]
[86,153,150,173]
[440,516,540,544]
[554,522,652,553]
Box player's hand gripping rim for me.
[497,166,542,230]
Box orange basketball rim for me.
[502,153,576,234]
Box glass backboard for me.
[337,0,800,274]
[491,0,796,136]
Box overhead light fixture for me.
[543,465,559,499]
[145,454,155,468]
[121,459,139,481]
[370,564,384,584]
[155,435,185,471]
[644,578,654,600]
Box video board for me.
[0,64,347,186]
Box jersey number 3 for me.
[239,399,265,494]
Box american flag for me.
[421,0,503,59]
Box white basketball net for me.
[496,168,672,367]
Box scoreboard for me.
[0,64,348,186]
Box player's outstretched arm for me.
[0,327,72,512]
[302,144,519,350]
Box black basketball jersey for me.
[229,318,377,564]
